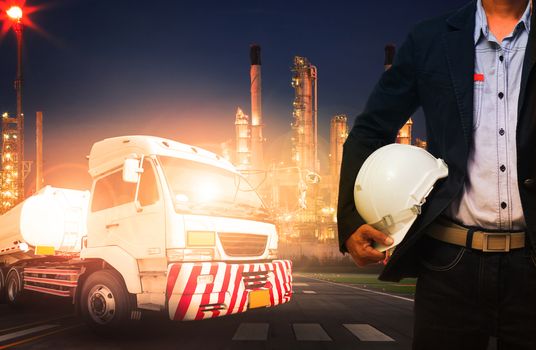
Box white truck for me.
[0,135,292,331]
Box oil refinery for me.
[223,43,426,258]
[0,41,426,258]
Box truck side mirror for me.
[123,158,143,183]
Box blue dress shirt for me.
[446,0,531,230]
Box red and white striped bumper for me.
[166,260,292,321]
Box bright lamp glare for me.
[6,6,23,20]
[197,179,220,202]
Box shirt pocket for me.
[473,80,484,130]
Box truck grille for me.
[218,233,268,257]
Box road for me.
[0,274,416,349]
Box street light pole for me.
[14,17,23,201]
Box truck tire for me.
[5,268,24,308]
[80,269,136,334]
[0,269,5,304]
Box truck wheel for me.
[80,270,135,334]
[5,268,24,308]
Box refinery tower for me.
[291,56,318,173]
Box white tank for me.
[0,186,90,255]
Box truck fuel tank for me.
[0,186,89,255]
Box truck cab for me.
[0,135,291,331]
[81,135,292,322]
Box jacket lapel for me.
[442,2,477,147]
[518,2,536,116]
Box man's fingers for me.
[362,244,386,260]
[345,225,391,267]
[348,243,385,266]
[361,225,394,246]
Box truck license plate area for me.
[249,289,270,309]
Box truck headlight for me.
[187,231,215,247]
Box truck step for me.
[138,303,163,312]
[138,271,166,276]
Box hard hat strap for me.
[371,205,421,231]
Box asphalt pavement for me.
[0,274,417,349]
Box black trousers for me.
[413,234,536,350]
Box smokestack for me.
[384,44,396,71]
[36,111,43,192]
[250,44,261,66]
[249,44,264,172]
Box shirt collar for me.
[474,0,532,44]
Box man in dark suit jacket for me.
[337,0,535,349]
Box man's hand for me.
[345,224,394,267]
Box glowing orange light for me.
[0,1,47,37]
[6,5,22,20]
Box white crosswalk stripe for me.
[231,322,396,343]
[302,290,316,294]
[293,323,332,341]
[232,323,269,341]
[292,282,309,286]
[344,324,395,341]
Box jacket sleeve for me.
[337,31,420,253]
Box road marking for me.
[0,324,82,349]
[302,290,316,294]
[302,275,414,302]
[0,324,59,343]
[293,323,332,341]
[344,324,395,341]
[0,315,75,335]
[293,282,309,287]
[232,323,269,341]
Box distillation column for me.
[291,56,318,173]
[235,107,251,171]
[36,111,43,192]
[329,114,348,208]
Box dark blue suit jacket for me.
[337,1,536,281]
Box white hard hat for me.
[354,144,448,252]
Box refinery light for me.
[6,6,23,20]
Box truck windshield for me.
[158,156,269,220]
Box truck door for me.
[87,159,166,260]
[87,169,137,249]
[110,158,166,259]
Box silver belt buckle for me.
[482,233,511,252]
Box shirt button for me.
[498,92,504,99]
[499,128,505,135]
[501,202,507,209]
[500,165,506,172]
[499,55,504,62]
[525,178,535,189]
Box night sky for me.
[0,0,469,190]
